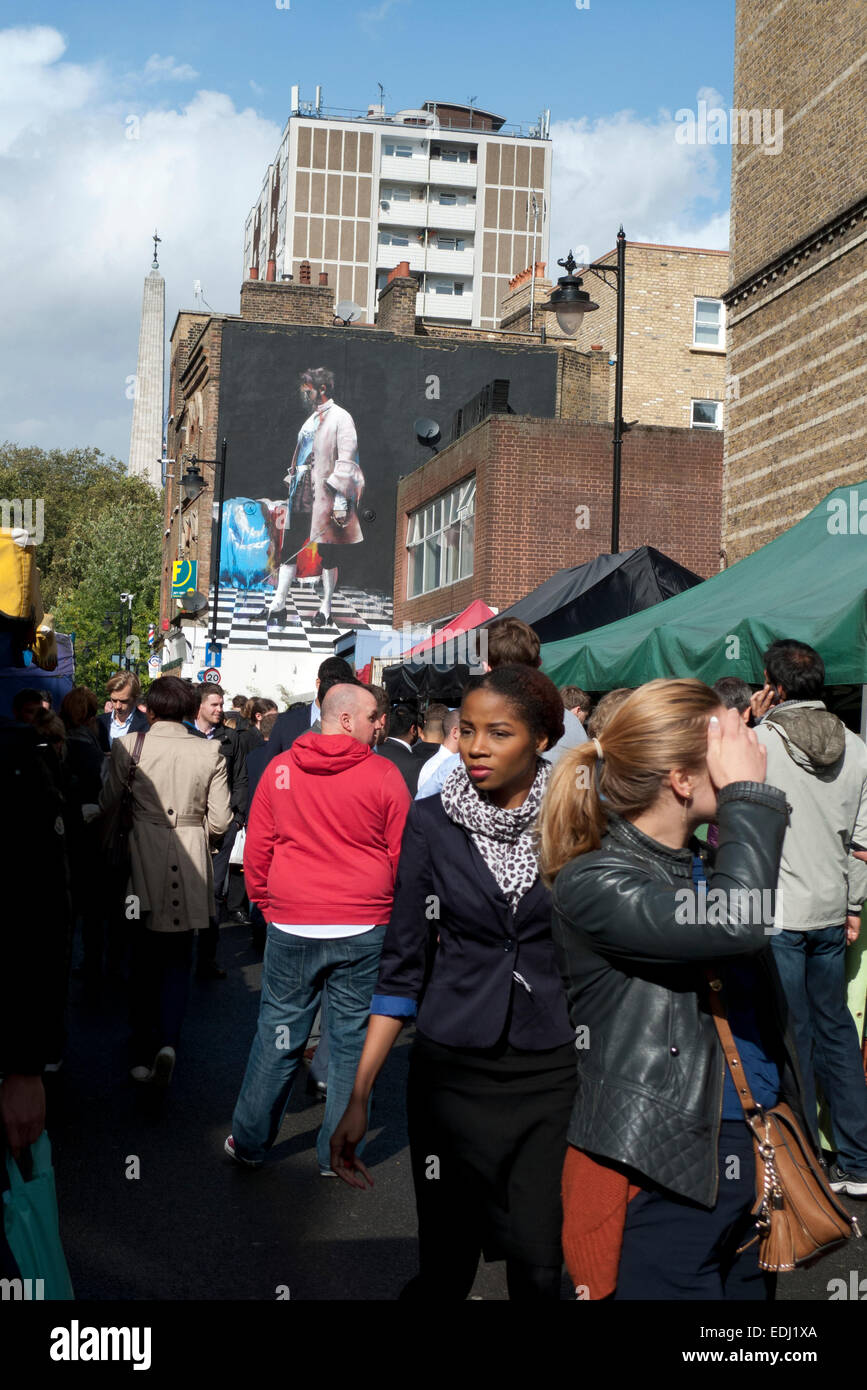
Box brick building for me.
[393,416,723,629]
[567,242,729,432]
[722,0,867,564]
[161,255,722,691]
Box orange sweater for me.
[562,1145,642,1300]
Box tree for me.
[0,443,163,692]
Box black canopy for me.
[486,547,704,646]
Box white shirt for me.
[271,923,376,939]
[417,742,458,793]
[108,711,134,743]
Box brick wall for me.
[729,0,867,285]
[239,278,334,327]
[393,415,723,626]
[723,0,867,564]
[572,242,729,431]
[723,205,867,564]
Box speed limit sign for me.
[202,667,221,685]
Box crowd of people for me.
[2,620,867,1300]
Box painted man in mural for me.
[252,366,365,628]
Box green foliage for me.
[0,442,163,693]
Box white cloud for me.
[0,27,280,462]
[142,54,199,83]
[0,26,97,154]
[549,105,730,269]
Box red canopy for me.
[402,599,495,659]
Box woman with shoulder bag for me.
[538,679,834,1301]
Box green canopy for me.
[542,482,867,689]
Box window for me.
[432,281,464,296]
[379,230,409,246]
[384,142,414,158]
[407,478,476,597]
[438,191,457,205]
[381,185,411,202]
[436,236,466,252]
[691,399,723,430]
[694,297,723,349]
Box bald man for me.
[228,680,411,1176]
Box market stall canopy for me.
[486,548,702,646]
[403,599,496,658]
[541,483,867,690]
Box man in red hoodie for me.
[225,681,410,1175]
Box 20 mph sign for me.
[202,667,221,684]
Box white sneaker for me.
[150,1046,176,1089]
[130,1065,152,1083]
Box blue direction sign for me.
[205,642,222,668]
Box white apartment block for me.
[243,93,552,329]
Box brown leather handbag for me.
[707,972,861,1271]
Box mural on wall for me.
[213,322,559,655]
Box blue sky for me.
[1,0,735,461]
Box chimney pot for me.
[318,271,328,286]
[248,266,259,280]
[265,258,277,282]
[300,260,312,285]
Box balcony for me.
[425,246,475,275]
[428,157,478,188]
[376,242,427,273]
[377,199,428,228]
[426,202,477,232]
[416,291,473,320]
[380,153,428,183]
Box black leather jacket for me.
[551,781,808,1208]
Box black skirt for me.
[407,1032,576,1269]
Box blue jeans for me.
[614,1121,774,1300]
[771,925,867,1172]
[231,923,386,1171]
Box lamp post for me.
[541,228,627,553]
[186,439,227,653]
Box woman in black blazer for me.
[330,665,575,1301]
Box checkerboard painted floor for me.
[208,585,394,654]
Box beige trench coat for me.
[99,721,232,932]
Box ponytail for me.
[538,678,720,884]
[538,741,606,884]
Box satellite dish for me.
[334,300,365,325]
[176,590,209,615]
[380,200,391,210]
[414,417,441,450]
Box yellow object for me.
[32,612,58,671]
[0,528,43,624]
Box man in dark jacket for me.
[375,704,421,795]
[97,673,149,753]
[267,657,354,757]
[189,684,249,974]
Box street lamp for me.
[541,251,599,336]
[180,459,205,503]
[541,228,627,553]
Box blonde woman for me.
[538,679,808,1302]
